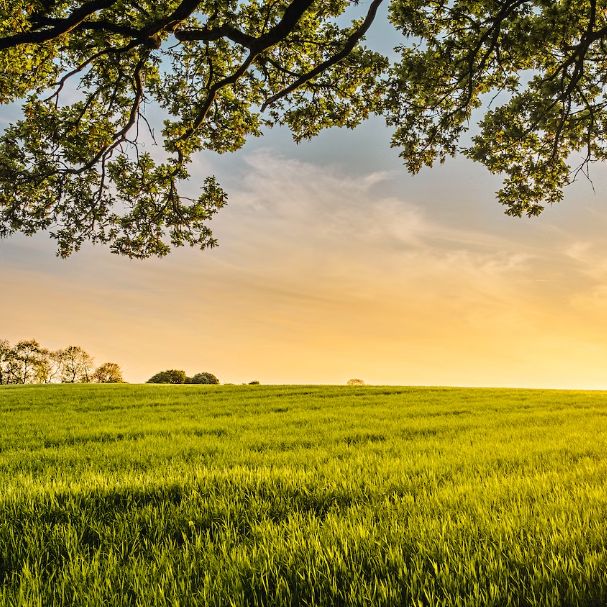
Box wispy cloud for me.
[212,151,536,291]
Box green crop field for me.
[1,384,607,607]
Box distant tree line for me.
[0,339,123,384]
[147,370,219,385]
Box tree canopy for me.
[146,369,220,384]
[189,371,219,384]
[92,361,124,383]
[147,369,188,384]
[1,1,606,257]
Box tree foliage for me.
[58,345,94,383]
[146,369,188,384]
[0,338,123,384]
[346,378,365,386]
[7,339,50,384]
[0,339,11,385]
[188,371,219,384]
[146,369,220,384]
[384,0,607,216]
[92,361,124,383]
[1,1,606,257]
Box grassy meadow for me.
[1,384,607,606]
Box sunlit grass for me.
[1,384,607,606]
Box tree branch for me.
[0,0,118,50]
[180,0,316,139]
[262,0,384,110]
[174,24,256,47]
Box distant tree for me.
[58,345,94,383]
[147,369,187,384]
[0,339,11,385]
[34,349,64,384]
[0,338,123,385]
[347,378,365,386]
[189,372,220,385]
[9,339,49,384]
[92,362,124,384]
[248,380,260,385]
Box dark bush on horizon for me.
[188,372,219,385]
[347,378,366,386]
[147,369,187,384]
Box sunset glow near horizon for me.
[3,114,607,389]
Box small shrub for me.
[346,378,365,386]
[146,369,187,384]
[248,380,260,385]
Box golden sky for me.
[3,122,607,388]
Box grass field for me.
[1,384,607,606]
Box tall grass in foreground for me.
[1,384,607,606]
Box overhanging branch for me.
[261,0,384,110]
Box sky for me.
[3,9,607,387]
